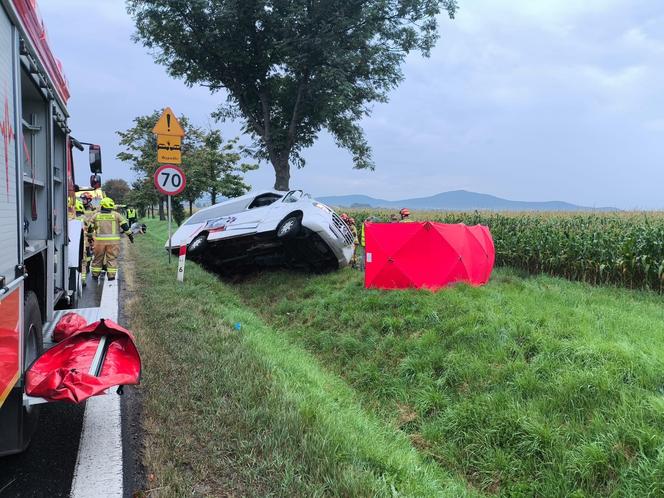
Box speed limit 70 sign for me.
[154,164,186,196]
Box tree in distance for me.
[127,0,458,191]
[125,177,159,218]
[103,178,131,204]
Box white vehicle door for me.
[211,192,283,240]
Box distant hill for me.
[318,190,617,212]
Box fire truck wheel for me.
[71,268,82,308]
[22,291,43,448]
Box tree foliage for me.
[103,178,131,204]
[125,177,159,216]
[116,111,255,219]
[126,0,458,190]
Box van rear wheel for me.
[188,234,208,256]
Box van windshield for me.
[282,190,305,203]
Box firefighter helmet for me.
[399,208,410,218]
[100,197,115,210]
[75,200,84,213]
[80,191,93,202]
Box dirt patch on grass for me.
[397,403,418,427]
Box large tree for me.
[127,0,458,190]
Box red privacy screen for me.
[364,222,495,290]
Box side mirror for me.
[89,144,102,174]
[90,174,101,189]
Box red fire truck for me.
[0,0,102,455]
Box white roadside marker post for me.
[177,245,187,282]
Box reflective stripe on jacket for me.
[88,211,129,242]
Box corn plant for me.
[346,209,664,292]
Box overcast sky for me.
[39,0,664,209]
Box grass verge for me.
[232,242,664,496]
[126,219,472,497]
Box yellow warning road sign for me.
[157,135,182,164]
[153,107,185,136]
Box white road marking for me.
[70,277,123,498]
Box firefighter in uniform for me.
[80,191,95,213]
[74,200,92,286]
[341,213,359,268]
[80,192,97,277]
[126,206,138,226]
[359,216,379,271]
[399,208,413,222]
[87,197,133,281]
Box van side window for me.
[248,193,282,209]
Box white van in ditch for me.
[167,190,355,272]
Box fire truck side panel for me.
[0,5,20,287]
[0,4,25,454]
[53,117,68,304]
[21,73,48,240]
[0,286,22,454]
[20,44,69,319]
[1,0,83,456]
[0,288,21,406]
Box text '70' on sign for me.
[154,164,186,196]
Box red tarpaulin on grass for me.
[25,317,141,404]
[364,222,495,290]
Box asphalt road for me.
[0,280,103,497]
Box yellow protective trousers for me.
[76,215,91,282]
[91,242,120,277]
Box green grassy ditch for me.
[130,219,664,496]
[233,246,664,496]
[126,220,471,497]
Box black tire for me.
[277,216,301,239]
[68,268,81,308]
[187,233,208,256]
[22,291,43,449]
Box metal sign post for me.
[154,164,186,268]
[167,195,172,264]
[153,107,186,272]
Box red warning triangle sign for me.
[152,107,185,136]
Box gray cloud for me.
[40,0,664,208]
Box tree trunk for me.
[188,200,193,215]
[159,197,166,221]
[272,156,290,191]
[211,188,217,205]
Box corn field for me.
[347,209,664,292]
